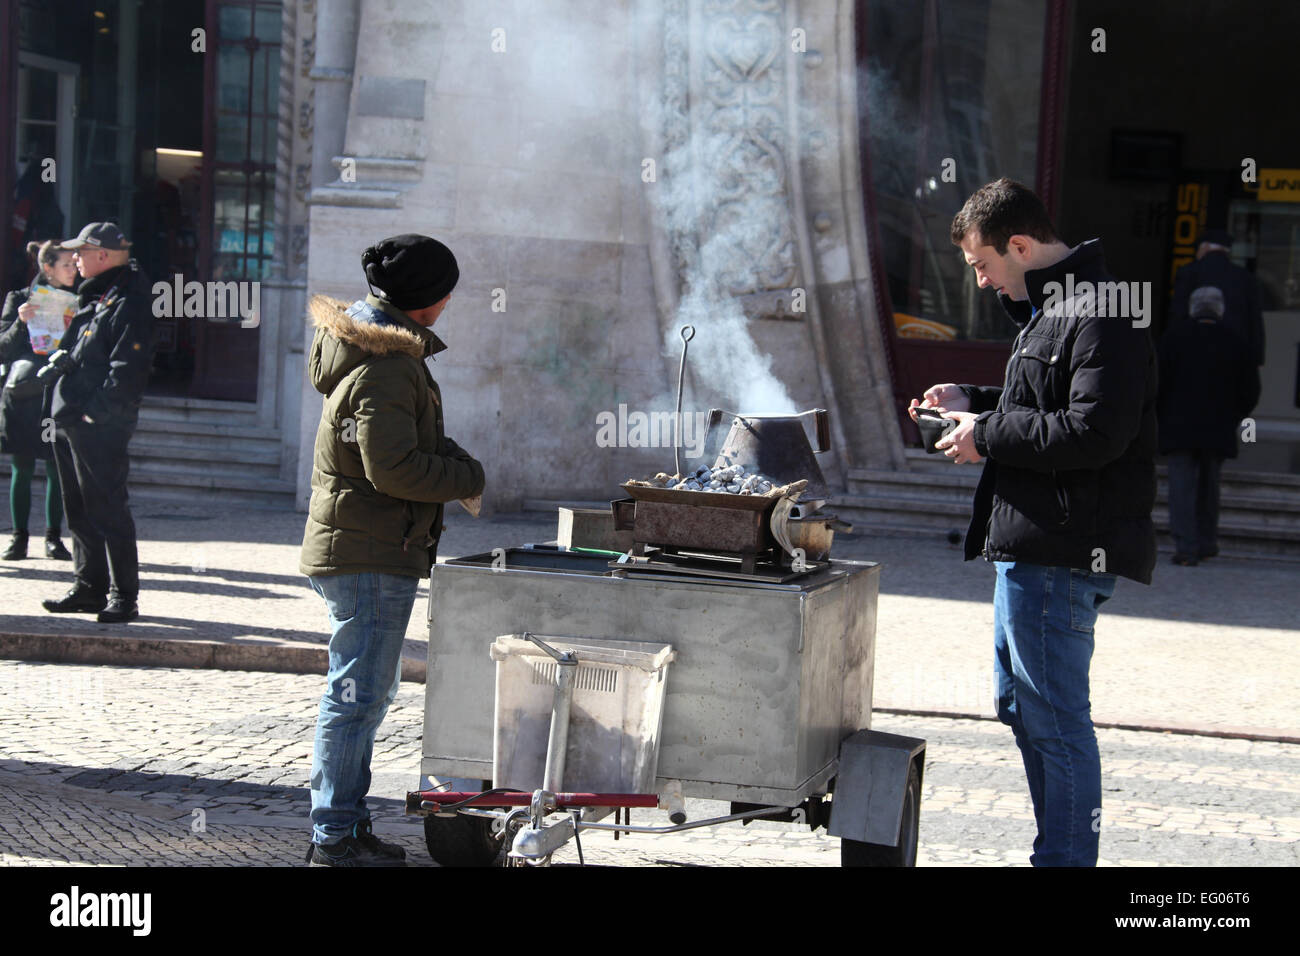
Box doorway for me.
[4,0,281,404]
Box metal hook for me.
[524,631,576,664]
[675,326,696,477]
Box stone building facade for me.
[289,0,902,510]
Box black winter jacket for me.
[50,261,156,432]
[961,240,1159,584]
[1170,251,1264,365]
[1157,317,1260,458]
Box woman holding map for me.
[0,240,77,561]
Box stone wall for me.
[296,0,903,511]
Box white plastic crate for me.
[489,634,675,794]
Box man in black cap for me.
[300,234,484,866]
[39,223,155,623]
[1170,228,1265,366]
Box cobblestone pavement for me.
[1,662,1295,867]
[2,503,1296,736]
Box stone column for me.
[635,0,904,483]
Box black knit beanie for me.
[360,234,459,311]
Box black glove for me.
[35,349,73,385]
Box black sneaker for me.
[42,587,108,613]
[97,600,139,624]
[306,823,406,868]
[45,535,72,560]
[2,532,28,560]
[352,818,406,861]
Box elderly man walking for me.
[40,222,155,624]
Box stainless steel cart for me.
[406,546,925,867]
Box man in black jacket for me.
[1170,228,1264,366]
[910,178,1157,866]
[40,223,155,624]
[1157,291,1260,564]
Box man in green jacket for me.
[301,234,484,866]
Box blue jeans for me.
[993,561,1117,866]
[308,572,419,845]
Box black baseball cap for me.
[63,222,132,250]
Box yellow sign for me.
[894,312,957,340]
[1258,169,1300,202]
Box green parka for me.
[299,294,484,578]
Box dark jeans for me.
[1166,451,1222,557]
[53,422,139,601]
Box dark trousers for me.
[1166,450,1222,558]
[52,422,139,601]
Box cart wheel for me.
[840,760,921,867]
[423,814,504,867]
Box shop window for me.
[862,0,1045,344]
[209,0,280,282]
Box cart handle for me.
[410,790,660,811]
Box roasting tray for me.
[618,481,786,512]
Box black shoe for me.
[1198,546,1219,560]
[44,535,72,561]
[97,600,139,624]
[2,532,28,560]
[42,587,108,613]
[351,818,406,861]
[1171,554,1199,567]
[306,822,406,868]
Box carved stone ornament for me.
[298,91,314,141]
[301,33,315,77]
[662,0,799,298]
[294,163,312,202]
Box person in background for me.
[1170,228,1265,366]
[6,146,66,291]
[1157,286,1261,565]
[0,240,76,560]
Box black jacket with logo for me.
[51,261,155,432]
[961,240,1158,584]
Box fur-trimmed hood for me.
[307,294,446,395]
